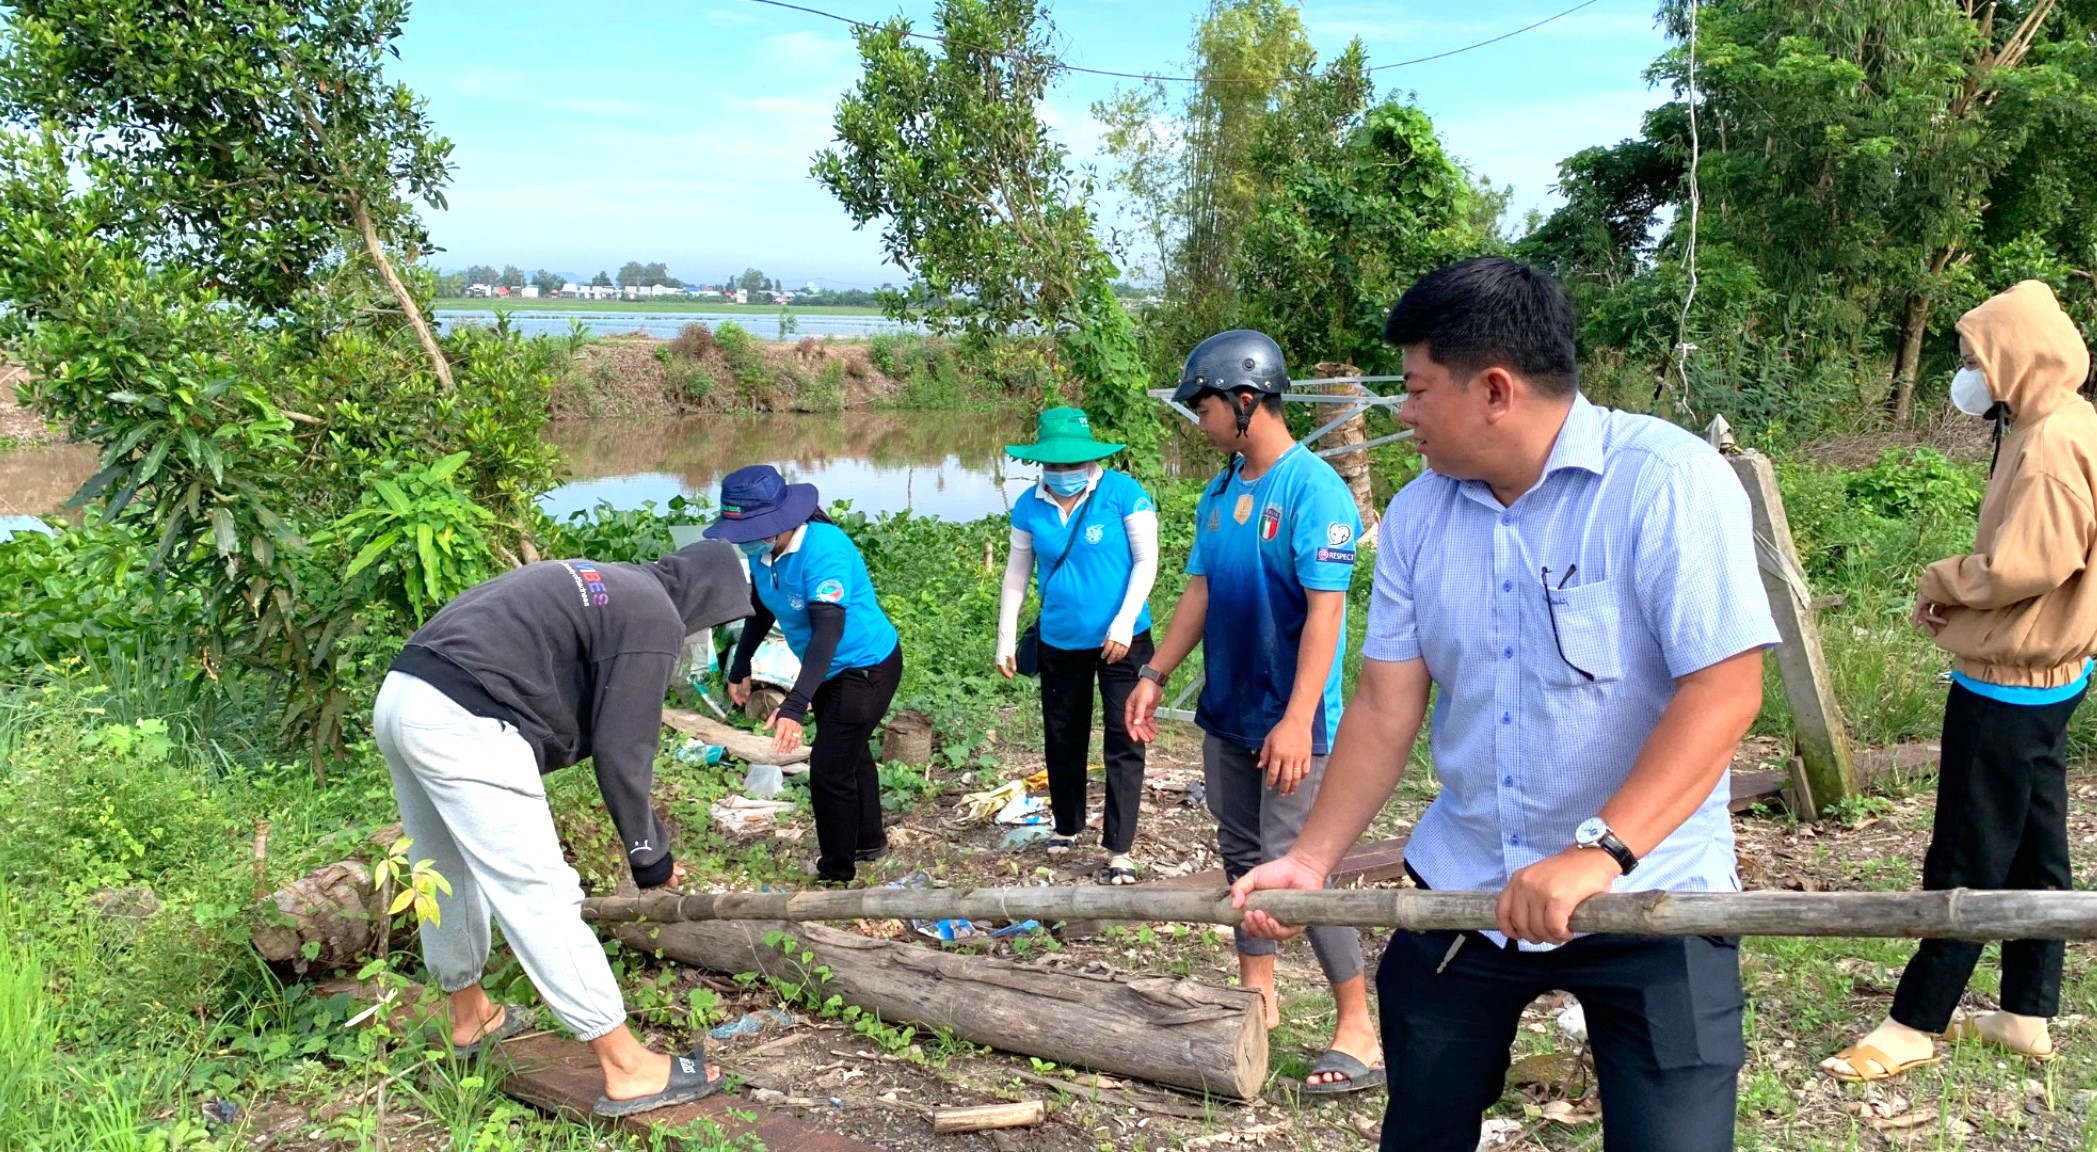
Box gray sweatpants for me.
[1203,734,1365,985]
[373,671,627,1042]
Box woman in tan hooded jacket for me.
[1825,280,2097,1082]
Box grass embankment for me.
[433,297,887,317]
[550,322,1061,418]
[8,433,2097,1149]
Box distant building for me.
[465,283,494,298]
[521,285,540,299]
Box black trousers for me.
[808,644,902,882]
[1377,928,1743,1152]
[1890,681,2083,1030]
[1038,631,1152,854]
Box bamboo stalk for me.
[581,886,2097,942]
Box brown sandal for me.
[1822,1043,1937,1083]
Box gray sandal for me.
[593,1042,724,1117]
[1301,1048,1385,1095]
[452,1003,534,1059]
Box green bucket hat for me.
[1005,407,1124,465]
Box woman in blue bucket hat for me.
[995,408,1158,884]
[708,464,901,884]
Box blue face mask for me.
[1043,469,1088,496]
[736,539,773,560]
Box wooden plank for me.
[502,1033,880,1152]
[1729,451,1860,819]
[663,707,810,767]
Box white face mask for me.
[1951,366,1995,417]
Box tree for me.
[591,270,612,287]
[530,268,565,295]
[433,269,467,297]
[812,0,1150,447]
[0,0,460,388]
[737,267,769,293]
[0,0,564,771]
[464,263,499,287]
[1095,0,1315,341]
[617,260,678,288]
[497,264,525,289]
[1234,53,1488,374]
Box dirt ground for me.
[554,332,903,419]
[0,361,58,444]
[522,728,2097,1150]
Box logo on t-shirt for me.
[787,593,805,610]
[1316,547,1355,564]
[1232,494,1255,524]
[1258,505,1282,542]
[1206,507,1221,532]
[814,578,846,603]
[1084,524,1104,545]
[1327,522,1353,547]
[562,561,611,607]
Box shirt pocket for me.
[1541,577,1624,686]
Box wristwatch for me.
[1573,817,1638,875]
[1136,664,1169,686]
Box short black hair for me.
[1383,257,1578,397]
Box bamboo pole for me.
[582,885,2097,942]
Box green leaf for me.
[427,450,471,480]
[64,463,128,510]
[345,530,401,578]
[208,506,238,557]
[373,479,411,515]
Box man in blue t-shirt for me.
[1126,330,1379,1095]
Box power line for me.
[736,0,1610,84]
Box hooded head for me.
[1956,280,2091,423]
[648,540,753,634]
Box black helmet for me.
[1173,329,1290,405]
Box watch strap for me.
[1136,664,1168,686]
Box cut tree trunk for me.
[606,918,1267,1100]
[251,859,386,974]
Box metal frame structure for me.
[1147,374,1411,722]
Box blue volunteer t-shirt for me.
[1011,470,1155,650]
[753,521,899,679]
[1188,444,1360,754]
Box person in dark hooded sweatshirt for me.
[373,540,750,1117]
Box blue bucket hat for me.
[702,464,820,543]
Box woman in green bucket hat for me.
[995,408,1158,885]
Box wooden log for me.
[607,918,1267,1100]
[1729,451,1860,817]
[930,1100,1044,1134]
[663,707,810,767]
[585,885,2097,942]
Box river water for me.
[436,309,913,342]
[544,409,1080,524]
[0,410,1195,540]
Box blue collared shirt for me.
[1363,395,1779,946]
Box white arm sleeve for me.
[1106,509,1159,645]
[996,528,1034,662]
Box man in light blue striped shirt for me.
[1233,258,1778,1151]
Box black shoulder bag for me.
[1015,494,1095,677]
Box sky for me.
[389,0,1673,291]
